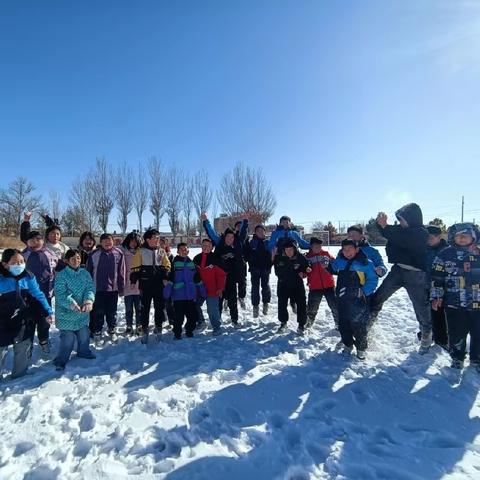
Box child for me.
[0,249,54,379]
[370,203,432,354]
[21,212,69,259]
[159,237,175,328]
[268,215,311,258]
[193,238,227,335]
[306,237,339,328]
[244,225,272,318]
[120,232,143,335]
[426,225,448,349]
[274,238,310,335]
[78,231,96,267]
[346,225,387,277]
[329,240,378,359]
[164,243,206,340]
[86,233,125,345]
[53,250,96,370]
[234,220,248,309]
[130,229,171,343]
[21,229,58,357]
[201,213,248,327]
[431,223,480,370]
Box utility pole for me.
[461,196,464,222]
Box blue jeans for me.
[196,297,222,330]
[0,340,32,379]
[54,326,94,368]
[124,295,141,327]
[251,268,271,306]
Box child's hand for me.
[319,257,330,267]
[431,298,443,311]
[70,301,81,312]
[375,267,384,276]
[376,212,388,227]
[163,280,168,287]
[24,212,32,222]
[46,315,55,324]
[200,212,208,221]
[306,267,312,274]
[216,289,223,297]
[82,301,93,313]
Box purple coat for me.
[22,247,58,298]
[87,247,125,295]
[163,256,206,301]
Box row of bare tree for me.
[0,158,277,237]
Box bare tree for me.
[90,157,114,232]
[69,176,99,233]
[217,162,277,223]
[148,157,167,230]
[0,176,42,234]
[133,162,148,233]
[48,190,62,223]
[114,162,135,234]
[182,176,196,236]
[166,166,185,241]
[312,221,325,232]
[192,169,213,233]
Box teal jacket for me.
[54,266,95,331]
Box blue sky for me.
[1,0,479,232]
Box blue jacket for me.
[0,268,53,346]
[330,252,378,297]
[54,266,95,331]
[357,240,387,277]
[164,256,206,301]
[267,226,310,252]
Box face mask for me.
[9,264,26,276]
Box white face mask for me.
[9,264,26,276]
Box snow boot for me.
[39,341,51,359]
[418,331,433,355]
[356,350,366,360]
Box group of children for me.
[0,203,479,379]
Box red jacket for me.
[193,252,227,297]
[306,249,335,290]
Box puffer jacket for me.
[163,256,206,301]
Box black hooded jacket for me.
[377,203,428,270]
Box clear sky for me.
[1,0,478,232]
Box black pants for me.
[307,288,339,326]
[31,296,52,344]
[220,275,239,322]
[338,296,369,351]
[90,291,119,335]
[251,268,271,306]
[277,281,307,327]
[446,308,480,362]
[369,265,431,334]
[173,300,198,338]
[432,307,448,347]
[140,288,166,331]
[238,263,247,300]
[165,297,175,325]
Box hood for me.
[447,223,480,246]
[395,203,423,228]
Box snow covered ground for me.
[1,247,479,480]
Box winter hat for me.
[347,225,363,235]
[255,224,266,232]
[100,233,113,242]
[448,223,478,245]
[310,236,323,246]
[341,239,358,248]
[426,226,442,236]
[283,238,297,249]
[27,230,43,241]
[143,228,160,240]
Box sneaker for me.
[94,334,103,348]
[239,298,246,310]
[297,326,305,337]
[253,305,259,318]
[212,327,223,337]
[277,323,288,334]
[356,350,366,360]
[451,359,464,370]
[39,341,51,359]
[291,304,297,314]
[305,318,314,329]
[125,326,134,336]
[418,332,433,355]
[136,325,143,336]
[108,328,118,343]
[262,303,269,315]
